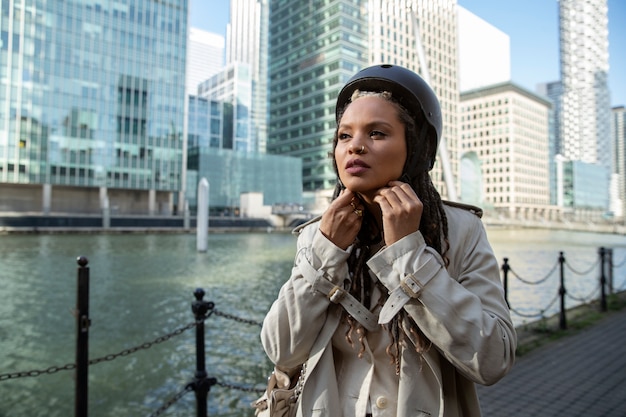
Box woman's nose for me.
[350,144,365,155]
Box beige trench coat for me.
[260,202,516,417]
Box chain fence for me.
[0,281,266,417]
[502,247,626,326]
[3,247,626,416]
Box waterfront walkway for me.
[477,308,626,416]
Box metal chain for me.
[1,306,261,382]
[564,258,600,276]
[0,363,76,381]
[509,259,559,285]
[0,321,199,382]
[566,285,600,303]
[213,309,262,327]
[147,383,194,417]
[510,291,560,319]
[89,321,198,365]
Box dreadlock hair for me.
[330,89,450,372]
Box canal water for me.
[1,229,625,417]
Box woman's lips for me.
[345,159,370,175]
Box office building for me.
[0,0,188,215]
[460,82,552,220]
[188,96,228,150]
[186,146,302,215]
[612,106,626,219]
[186,28,224,96]
[186,2,304,215]
[198,63,253,152]
[556,157,609,217]
[189,75,303,215]
[187,92,301,217]
[267,0,460,205]
[226,0,269,153]
[559,0,611,170]
[537,81,563,206]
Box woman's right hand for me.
[319,190,364,250]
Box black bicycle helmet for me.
[335,64,442,170]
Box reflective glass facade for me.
[188,96,230,149]
[198,63,252,152]
[0,0,187,212]
[562,160,609,209]
[612,106,626,217]
[537,81,563,206]
[186,147,302,213]
[267,0,368,192]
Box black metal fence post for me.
[558,252,567,330]
[502,258,510,308]
[191,288,216,417]
[599,247,607,312]
[607,248,614,294]
[75,256,91,417]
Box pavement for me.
[476,307,626,416]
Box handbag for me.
[252,362,306,417]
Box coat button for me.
[375,396,388,409]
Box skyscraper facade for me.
[612,106,626,218]
[226,0,269,153]
[537,81,563,206]
[0,0,188,215]
[266,0,459,201]
[559,0,611,169]
[198,62,253,152]
[186,28,224,96]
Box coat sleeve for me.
[260,223,348,370]
[367,209,516,386]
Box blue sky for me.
[191,0,625,107]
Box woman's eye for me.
[370,130,386,138]
[338,133,350,140]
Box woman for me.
[260,64,516,417]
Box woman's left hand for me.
[373,181,422,246]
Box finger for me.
[373,194,392,214]
[375,187,405,210]
[387,181,417,199]
[386,185,421,211]
[332,188,356,207]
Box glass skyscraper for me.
[266,0,459,204]
[559,0,611,169]
[0,0,188,215]
[226,0,269,154]
[267,0,367,194]
[537,81,563,206]
[557,0,611,213]
[612,106,626,218]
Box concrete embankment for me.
[2,212,625,235]
[482,216,626,235]
[0,213,282,234]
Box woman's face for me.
[335,95,407,201]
